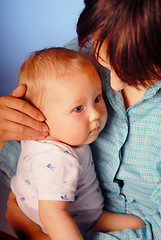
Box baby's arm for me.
[39,200,83,240]
[90,211,146,233]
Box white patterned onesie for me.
[11,140,104,233]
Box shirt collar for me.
[143,80,161,100]
[100,67,161,114]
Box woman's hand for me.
[6,192,51,240]
[0,85,49,142]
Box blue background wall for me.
[0,0,84,96]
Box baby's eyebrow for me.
[71,97,86,107]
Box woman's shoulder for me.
[64,38,93,56]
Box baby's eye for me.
[95,95,102,103]
[74,106,83,113]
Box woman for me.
[1,0,161,239]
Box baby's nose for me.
[89,108,100,122]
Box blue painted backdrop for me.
[0,0,84,96]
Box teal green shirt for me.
[1,39,161,239]
[88,68,161,239]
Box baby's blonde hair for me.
[19,47,94,111]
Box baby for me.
[11,47,107,239]
[11,47,145,240]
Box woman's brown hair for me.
[77,0,161,87]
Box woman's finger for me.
[0,106,49,133]
[11,84,27,98]
[0,95,45,122]
[0,129,47,141]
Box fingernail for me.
[42,125,48,131]
[42,131,48,136]
[38,115,45,121]
[39,135,46,140]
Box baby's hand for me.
[89,211,146,233]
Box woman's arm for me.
[90,211,146,233]
[6,192,51,240]
[0,85,49,142]
[6,192,83,240]
[39,200,83,240]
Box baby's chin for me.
[44,133,99,147]
[44,135,57,141]
[83,134,100,146]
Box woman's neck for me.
[122,85,147,109]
